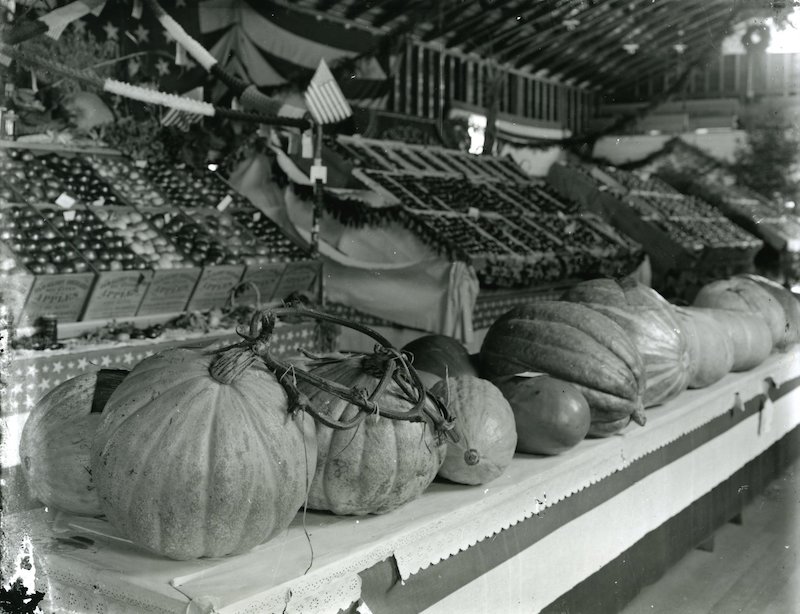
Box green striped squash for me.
[563,278,690,408]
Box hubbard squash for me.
[402,334,478,388]
[562,278,690,407]
[431,375,516,485]
[19,370,127,515]
[479,300,646,437]
[493,375,591,455]
[674,307,735,388]
[693,277,787,349]
[92,341,317,560]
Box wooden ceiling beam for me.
[597,22,730,93]
[500,0,640,70]
[432,0,531,48]
[565,6,729,89]
[465,0,575,60]
[536,1,681,80]
[371,0,430,27]
[463,0,583,55]
[423,0,516,45]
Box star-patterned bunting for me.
[155,58,171,76]
[102,21,119,41]
[134,23,149,44]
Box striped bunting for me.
[197,0,389,109]
[304,59,352,125]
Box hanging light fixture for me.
[673,42,687,54]
[623,43,639,54]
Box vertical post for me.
[312,122,325,306]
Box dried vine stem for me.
[229,304,455,437]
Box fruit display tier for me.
[0,143,318,322]
[327,135,530,183]
[5,350,798,613]
[547,162,764,275]
[355,169,643,288]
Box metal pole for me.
[312,122,325,306]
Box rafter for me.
[586,4,731,88]
[462,0,573,55]
[598,22,730,94]
[474,0,578,63]
[499,0,637,67]
[432,0,527,48]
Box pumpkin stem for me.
[631,407,647,427]
[209,346,259,385]
[464,449,480,465]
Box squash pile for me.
[19,275,799,561]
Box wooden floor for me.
[621,456,800,614]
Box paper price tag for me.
[216,195,233,212]
[63,209,77,222]
[55,193,76,209]
[467,207,480,219]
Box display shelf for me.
[547,162,764,285]
[360,168,643,288]
[6,350,799,614]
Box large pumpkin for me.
[479,301,646,437]
[19,370,127,516]
[430,375,516,485]
[493,375,591,455]
[693,277,787,349]
[562,278,690,407]
[402,335,478,388]
[674,307,736,388]
[92,345,317,560]
[297,353,448,515]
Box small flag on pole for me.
[304,59,353,125]
[161,86,204,131]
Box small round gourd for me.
[493,375,591,453]
[431,375,517,485]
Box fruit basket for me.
[84,154,169,208]
[357,169,642,287]
[90,205,201,316]
[141,207,244,311]
[0,202,96,322]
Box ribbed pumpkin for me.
[19,370,127,515]
[480,301,646,437]
[92,345,317,560]
[693,277,787,349]
[675,307,736,388]
[430,375,516,485]
[402,335,478,388]
[562,278,690,407]
[297,353,447,515]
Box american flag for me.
[304,59,352,125]
[160,86,204,131]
